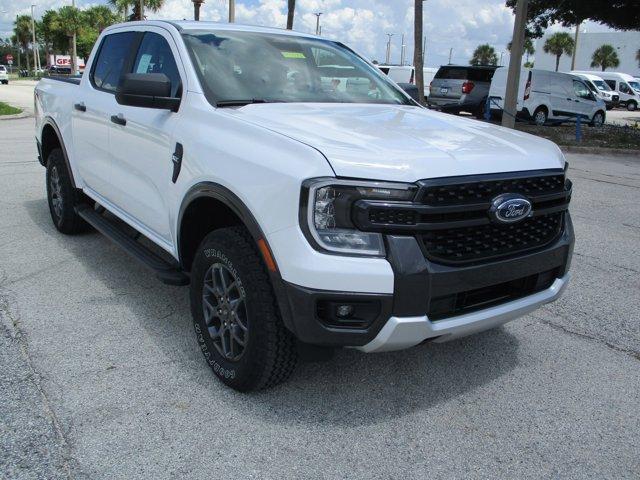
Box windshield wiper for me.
[216,98,281,107]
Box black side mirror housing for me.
[116,73,180,112]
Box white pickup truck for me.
[35,21,574,392]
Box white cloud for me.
[0,0,619,68]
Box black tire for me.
[474,99,487,120]
[532,106,548,126]
[190,226,297,392]
[590,111,605,128]
[627,100,637,112]
[45,148,89,234]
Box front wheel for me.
[590,111,605,127]
[532,107,548,126]
[190,226,297,392]
[627,100,637,112]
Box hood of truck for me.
[230,103,565,182]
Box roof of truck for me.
[104,20,320,39]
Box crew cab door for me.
[72,31,138,197]
[108,29,185,247]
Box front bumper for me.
[357,274,569,352]
[280,213,574,349]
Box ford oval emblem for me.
[489,193,533,224]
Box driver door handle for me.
[74,102,86,112]
[110,114,126,126]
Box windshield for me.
[592,80,611,91]
[182,30,412,106]
[629,81,640,92]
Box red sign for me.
[5,54,13,62]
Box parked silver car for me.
[428,65,500,118]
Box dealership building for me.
[534,31,640,76]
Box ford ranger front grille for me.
[352,169,571,265]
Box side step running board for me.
[76,205,189,286]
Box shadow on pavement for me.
[24,198,520,427]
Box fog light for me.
[336,305,354,318]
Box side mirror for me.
[116,73,180,112]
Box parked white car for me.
[377,65,438,97]
[0,65,9,84]
[573,71,640,111]
[489,68,606,126]
[34,21,573,392]
[571,72,619,110]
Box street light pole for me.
[385,33,394,64]
[400,33,405,66]
[71,0,78,75]
[228,0,235,22]
[314,13,322,35]
[30,4,38,74]
[502,0,528,129]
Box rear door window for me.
[91,32,138,92]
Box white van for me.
[571,72,619,110]
[573,71,639,111]
[377,65,438,97]
[489,68,606,126]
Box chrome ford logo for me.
[489,194,533,224]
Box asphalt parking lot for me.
[1,114,639,478]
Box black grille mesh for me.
[421,175,565,206]
[421,212,563,264]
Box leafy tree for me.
[507,37,535,62]
[13,15,33,71]
[40,10,68,65]
[108,0,131,21]
[470,44,498,66]
[591,44,620,71]
[52,6,83,73]
[543,32,574,71]
[287,0,295,30]
[506,0,640,37]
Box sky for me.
[0,0,617,67]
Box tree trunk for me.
[68,36,74,75]
[287,0,295,30]
[555,55,560,72]
[194,2,201,21]
[413,0,425,105]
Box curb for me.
[560,145,640,156]
[0,111,32,120]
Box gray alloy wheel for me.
[202,263,248,361]
[534,108,547,126]
[591,112,605,127]
[49,165,63,221]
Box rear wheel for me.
[532,107,548,126]
[190,226,297,391]
[46,149,89,234]
[627,100,637,111]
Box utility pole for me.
[413,0,425,104]
[571,21,581,70]
[228,0,235,22]
[499,51,504,66]
[400,33,405,66]
[502,0,528,129]
[314,13,322,35]
[30,4,38,74]
[448,47,453,64]
[385,33,394,64]
[71,0,78,75]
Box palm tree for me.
[543,32,574,72]
[193,0,204,21]
[286,0,295,30]
[470,44,498,66]
[53,6,82,74]
[132,0,165,21]
[591,44,620,72]
[507,37,535,63]
[108,0,131,21]
[83,5,119,32]
[13,15,33,72]
[635,48,640,68]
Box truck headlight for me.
[301,178,417,256]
